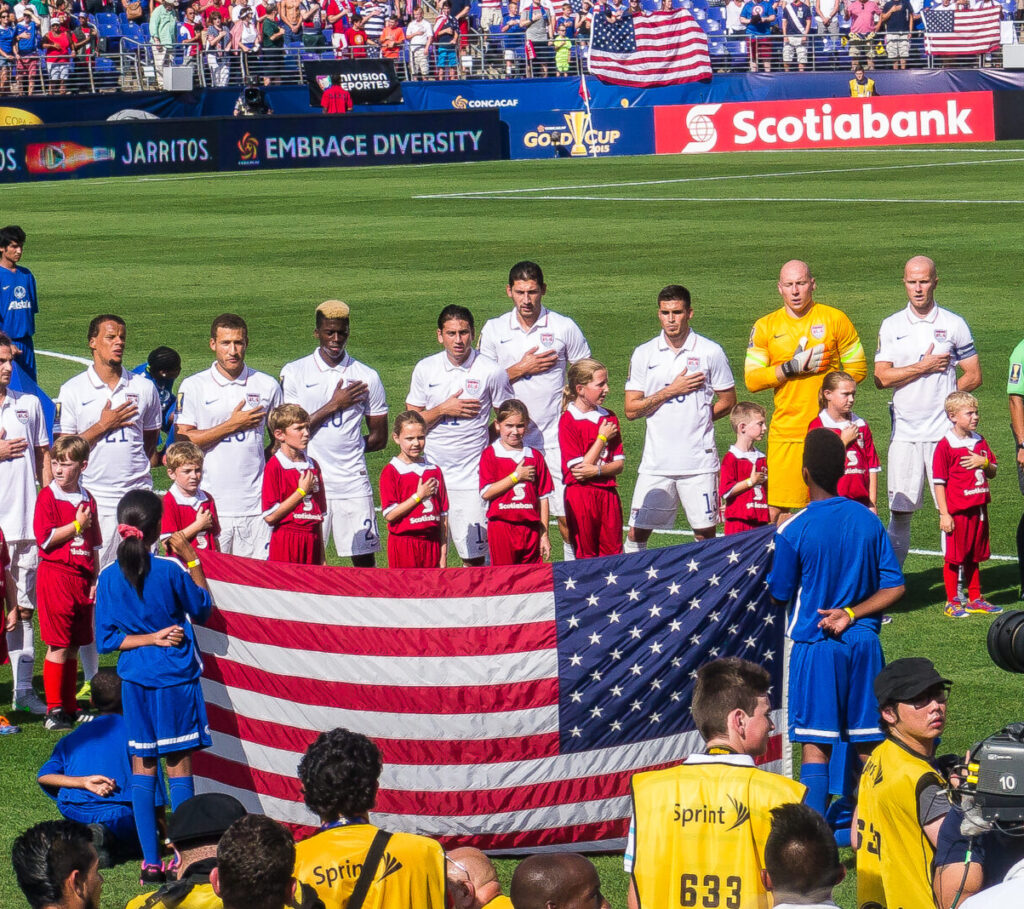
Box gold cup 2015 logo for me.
[523,111,621,157]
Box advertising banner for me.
[303,58,403,106]
[653,91,996,153]
[222,109,502,170]
[503,106,654,159]
[0,110,503,182]
[0,118,219,182]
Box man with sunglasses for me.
[855,658,953,909]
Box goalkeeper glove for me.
[781,337,825,378]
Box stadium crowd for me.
[4,240,1024,907]
[0,0,1016,94]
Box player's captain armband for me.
[1011,362,1023,386]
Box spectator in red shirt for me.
[320,72,352,113]
[341,11,367,56]
[42,18,73,94]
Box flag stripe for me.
[202,656,560,715]
[204,713,782,791]
[205,702,561,765]
[203,609,557,657]
[202,550,554,598]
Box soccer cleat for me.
[965,598,1003,615]
[44,708,74,731]
[140,863,166,886]
[12,689,47,715]
[0,716,21,735]
[76,711,95,724]
[76,680,92,702]
[943,601,969,619]
[880,614,893,625]
[163,847,182,877]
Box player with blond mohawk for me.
[279,300,388,567]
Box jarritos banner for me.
[654,91,995,154]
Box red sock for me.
[43,659,63,712]
[61,659,78,717]
[943,562,960,603]
[963,562,981,602]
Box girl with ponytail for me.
[94,489,213,886]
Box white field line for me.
[413,194,1024,205]
[414,156,1024,199]
[37,349,91,365]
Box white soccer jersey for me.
[177,364,283,517]
[406,349,513,490]
[478,307,591,451]
[625,330,735,477]
[54,367,161,510]
[0,389,48,541]
[876,303,977,443]
[280,350,388,498]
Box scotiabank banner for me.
[654,91,995,154]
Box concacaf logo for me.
[237,132,260,161]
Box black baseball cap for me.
[167,794,247,847]
[874,658,951,705]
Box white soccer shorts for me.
[886,439,938,513]
[629,472,719,533]
[325,495,381,557]
[446,487,489,561]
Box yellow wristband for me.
[982,457,990,469]
[295,487,306,498]
[186,559,200,569]
[413,494,422,504]
[843,606,856,623]
[72,520,82,534]
[510,472,519,484]
[597,434,608,444]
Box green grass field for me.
[3,144,1024,907]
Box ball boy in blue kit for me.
[95,489,213,885]
[769,428,905,819]
[0,225,39,380]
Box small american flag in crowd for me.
[588,8,712,87]
[923,5,1001,55]
[192,525,785,852]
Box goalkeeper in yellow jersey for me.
[744,260,867,517]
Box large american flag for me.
[192,526,786,852]
[588,8,712,88]
[923,6,1001,55]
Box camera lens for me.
[987,611,1024,674]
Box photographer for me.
[855,658,953,909]
[233,75,272,115]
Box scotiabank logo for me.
[655,91,995,154]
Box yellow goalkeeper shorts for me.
[767,439,810,510]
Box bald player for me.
[745,260,866,519]
[510,853,609,909]
[447,847,513,909]
[874,255,982,565]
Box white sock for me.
[887,512,912,566]
[6,620,35,693]
[562,542,575,562]
[623,538,647,554]
[79,642,99,682]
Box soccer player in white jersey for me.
[478,261,590,558]
[874,256,982,565]
[0,333,50,715]
[407,305,513,566]
[280,300,388,567]
[176,314,283,559]
[623,286,736,550]
[54,314,162,690]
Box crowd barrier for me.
[0,108,504,182]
